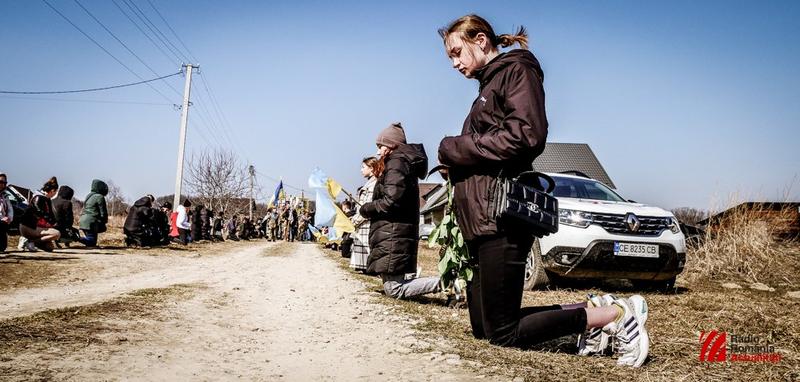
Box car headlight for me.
[668,217,681,234]
[559,209,593,228]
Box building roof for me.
[533,143,616,189]
[421,184,448,214]
[418,183,441,208]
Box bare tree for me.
[671,207,708,225]
[185,148,250,215]
[105,180,129,216]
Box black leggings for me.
[466,231,587,347]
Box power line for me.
[194,74,246,159]
[132,2,253,166]
[110,0,178,67]
[73,0,183,98]
[120,0,255,176]
[144,0,197,62]
[109,0,227,153]
[190,89,234,149]
[40,0,176,103]
[121,0,188,63]
[196,72,253,163]
[104,2,221,156]
[188,98,229,149]
[255,170,305,192]
[0,95,172,106]
[0,71,181,94]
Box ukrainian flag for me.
[268,180,285,207]
[308,168,355,240]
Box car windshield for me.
[2,189,21,203]
[550,176,626,202]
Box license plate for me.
[614,242,659,258]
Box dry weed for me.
[686,202,799,285]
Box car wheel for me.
[631,277,676,292]
[524,238,551,290]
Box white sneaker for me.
[18,237,27,250]
[603,295,649,367]
[577,294,616,356]
[24,241,38,252]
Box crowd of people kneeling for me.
[0,172,316,253]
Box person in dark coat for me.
[152,201,172,245]
[202,208,213,241]
[212,212,224,241]
[19,177,61,252]
[191,205,204,242]
[124,196,156,246]
[52,185,80,246]
[435,15,649,368]
[227,215,239,241]
[359,122,441,300]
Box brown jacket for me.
[438,49,548,240]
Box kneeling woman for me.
[436,15,649,367]
[359,123,441,299]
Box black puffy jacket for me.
[52,186,75,232]
[359,143,428,275]
[123,197,153,237]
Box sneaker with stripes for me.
[577,294,615,356]
[603,295,649,367]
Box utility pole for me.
[173,64,197,210]
[248,165,255,221]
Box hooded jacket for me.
[79,179,109,233]
[359,143,428,275]
[52,185,75,232]
[438,49,548,240]
[123,196,153,238]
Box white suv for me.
[524,173,686,290]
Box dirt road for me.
[0,242,498,381]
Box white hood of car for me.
[558,198,673,217]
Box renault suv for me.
[524,173,686,290]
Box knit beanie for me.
[375,122,407,149]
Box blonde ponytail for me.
[497,26,528,49]
[440,15,530,50]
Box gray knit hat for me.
[375,122,407,149]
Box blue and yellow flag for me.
[268,180,285,207]
[308,168,355,240]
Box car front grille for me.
[592,213,670,236]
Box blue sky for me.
[1,0,798,211]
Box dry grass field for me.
[323,208,800,381]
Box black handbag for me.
[492,171,559,236]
